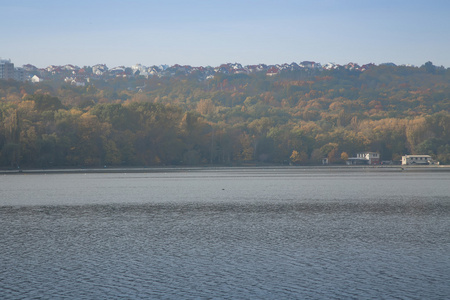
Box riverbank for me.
[1,164,449,174]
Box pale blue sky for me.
[1,0,449,68]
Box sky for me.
[1,0,450,68]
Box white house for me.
[347,152,380,165]
[31,75,42,83]
[72,79,85,87]
[402,155,434,165]
[92,64,108,76]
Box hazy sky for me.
[1,0,449,68]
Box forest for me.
[0,62,449,168]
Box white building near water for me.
[347,152,380,165]
[402,155,435,165]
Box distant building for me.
[323,62,339,70]
[92,64,108,76]
[22,64,38,72]
[347,152,380,165]
[0,59,27,81]
[0,59,15,80]
[14,67,25,81]
[31,75,43,83]
[72,79,85,87]
[402,155,435,165]
[131,63,149,77]
[300,61,315,68]
[266,67,279,76]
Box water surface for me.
[1,168,449,299]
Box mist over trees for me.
[0,62,449,168]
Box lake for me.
[1,167,449,299]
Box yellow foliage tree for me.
[290,150,308,164]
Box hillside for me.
[0,62,449,168]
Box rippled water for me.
[1,168,449,299]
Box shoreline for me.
[1,164,449,175]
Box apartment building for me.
[0,59,15,79]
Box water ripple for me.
[0,171,450,299]
[1,181,449,299]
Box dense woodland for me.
[0,62,449,168]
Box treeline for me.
[0,63,449,168]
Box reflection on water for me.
[1,169,449,299]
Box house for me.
[22,64,38,72]
[323,62,339,70]
[31,75,43,83]
[72,78,86,87]
[266,67,279,76]
[92,64,108,76]
[300,61,315,69]
[402,155,435,165]
[347,152,380,165]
